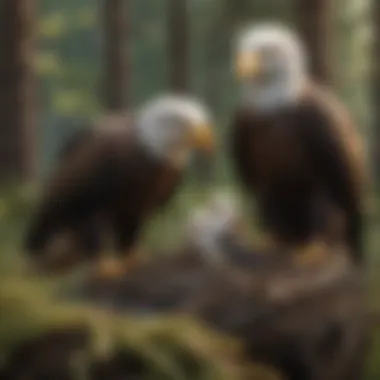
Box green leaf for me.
[35,51,62,76]
[75,8,96,29]
[39,12,68,39]
[52,89,84,115]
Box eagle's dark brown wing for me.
[54,128,104,256]
[300,85,367,264]
[25,136,113,253]
[57,128,94,160]
[230,108,257,192]
[24,120,136,256]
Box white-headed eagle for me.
[230,23,366,264]
[25,95,214,275]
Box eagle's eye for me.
[163,114,185,131]
[260,46,282,65]
[261,46,276,57]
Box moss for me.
[0,276,280,380]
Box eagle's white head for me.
[233,23,308,113]
[137,95,214,167]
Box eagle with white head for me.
[25,95,215,276]
[230,22,366,264]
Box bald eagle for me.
[25,95,214,275]
[230,24,366,264]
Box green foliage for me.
[0,276,281,380]
[364,318,380,380]
[334,0,371,131]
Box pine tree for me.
[294,0,332,83]
[102,0,129,110]
[0,0,37,181]
[168,0,189,92]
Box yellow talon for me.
[94,257,125,280]
[121,251,141,273]
[293,239,329,267]
[93,249,143,280]
[256,232,278,252]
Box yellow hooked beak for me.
[235,52,262,80]
[188,122,214,153]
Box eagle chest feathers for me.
[235,110,310,190]
[103,130,182,218]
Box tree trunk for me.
[168,0,212,184]
[0,0,37,182]
[168,0,189,92]
[102,0,129,111]
[373,0,380,184]
[294,0,332,84]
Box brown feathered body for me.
[25,115,182,261]
[53,128,104,259]
[230,82,366,263]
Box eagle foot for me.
[93,257,127,280]
[293,239,329,267]
[93,250,142,280]
[257,232,278,252]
